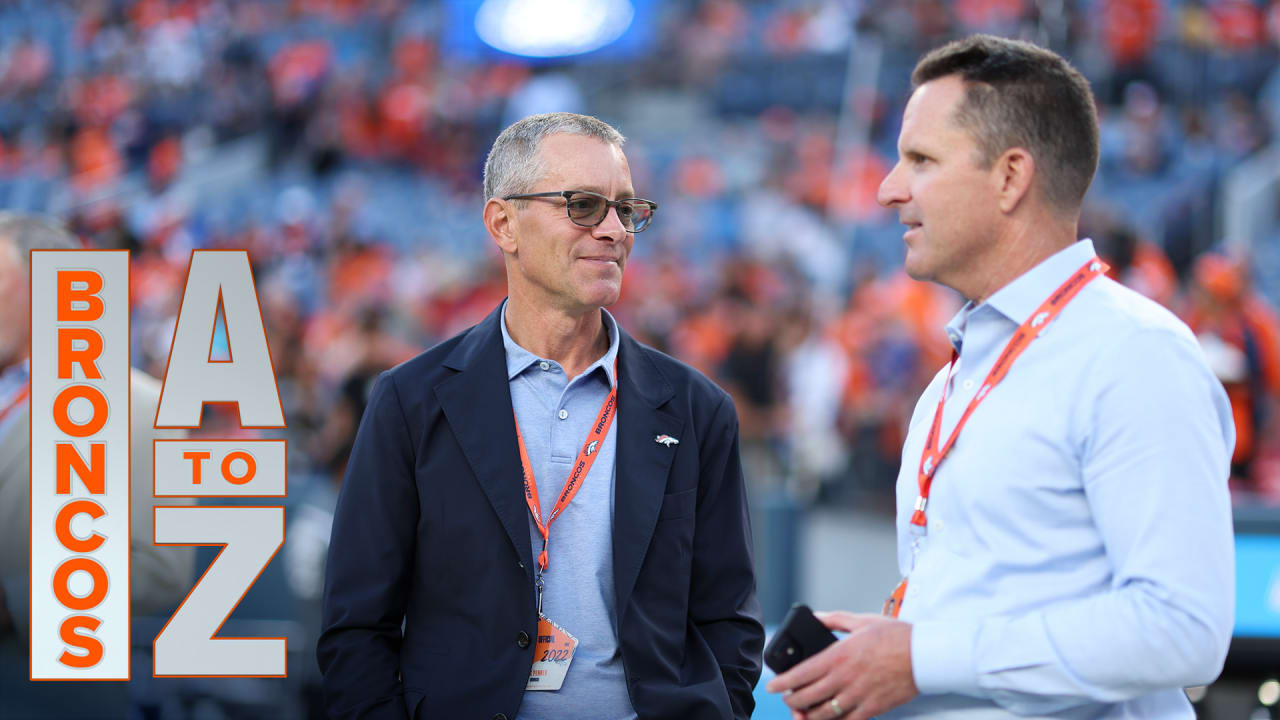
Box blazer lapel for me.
[612,332,683,615]
[434,306,535,580]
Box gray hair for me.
[0,211,80,267]
[482,112,626,200]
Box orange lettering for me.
[52,557,108,611]
[56,270,104,323]
[221,451,256,485]
[57,327,104,380]
[58,615,104,668]
[53,385,108,438]
[184,451,211,484]
[55,500,106,553]
[183,450,209,484]
[56,443,105,495]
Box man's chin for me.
[587,292,622,309]
[575,280,623,308]
[562,295,620,316]
[902,255,932,283]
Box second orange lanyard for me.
[885,257,1107,619]
[910,257,1108,529]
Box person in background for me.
[1183,251,1280,495]
[1092,222,1178,307]
[0,211,195,717]
[768,35,1234,719]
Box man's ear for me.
[484,198,518,254]
[992,147,1036,214]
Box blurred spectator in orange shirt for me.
[1183,253,1280,493]
[1095,224,1178,307]
[1104,0,1161,67]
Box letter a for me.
[156,251,284,428]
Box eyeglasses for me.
[502,190,658,233]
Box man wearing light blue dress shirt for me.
[768,35,1235,719]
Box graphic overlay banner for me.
[149,249,289,677]
[154,440,287,497]
[156,250,283,429]
[29,250,130,679]
[153,506,286,676]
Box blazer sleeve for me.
[689,393,765,719]
[317,371,419,720]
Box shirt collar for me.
[500,299,620,387]
[944,239,1099,351]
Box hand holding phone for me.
[763,603,838,674]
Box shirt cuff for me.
[910,619,981,695]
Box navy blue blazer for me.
[318,305,763,719]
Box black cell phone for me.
[763,603,838,674]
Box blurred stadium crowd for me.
[4,0,1280,717]
[4,0,1280,589]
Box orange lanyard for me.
[0,380,30,427]
[513,358,618,612]
[910,257,1107,527]
[884,257,1107,618]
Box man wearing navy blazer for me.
[318,112,763,720]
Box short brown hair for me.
[912,35,1099,213]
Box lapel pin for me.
[654,434,679,447]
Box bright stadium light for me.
[475,0,634,58]
[1260,679,1280,707]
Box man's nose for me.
[878,164,908,208]
[592,205,628,242]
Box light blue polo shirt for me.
[501,301,637,720]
